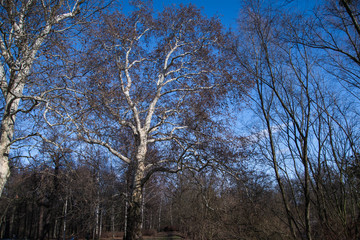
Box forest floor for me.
[97,231,185,240]
[99,237,183,240]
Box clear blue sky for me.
[120,1,317,30]
[154,0,242,29]
[152,0,317,29]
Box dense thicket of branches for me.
[0,157,289,239]
[0,0,360,240]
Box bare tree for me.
[288,1,360,237]
[69,3,245,239]
[236,1,321,239]
[237,1,360,239]
[0,0,107,196]
[296,0,360,98]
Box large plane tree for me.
[74,3,247,239]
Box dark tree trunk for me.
[124,198,142,240]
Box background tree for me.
[0,0,107,196]
[237,0,360,239]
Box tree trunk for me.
[111,202,115,240]
[39,205,45,240]
[141,186,145,230]
[0,113,16,196]
[125,185,143,239]
[63,197,68,240]
[99,210,103,239]
[95,174,100,240]
[124,192,128,239]
[9,206,15,238]
[158,195,162,232]
[0,76,26,196]
[0,206,6,239]
[303,152,312,240]
[124,141,146,240]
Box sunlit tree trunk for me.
[0,83,24,196]
[63,197,68,240]
[95,170,100,240]
[125,140,146,240]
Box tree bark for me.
[0,148,10,197]
[125,139,146,240]
[124,171,144,240]
[0,96,21,196]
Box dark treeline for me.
[1,153,358,239]
[0,156,290,239]
[0,0,360,239]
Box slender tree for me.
[297,0,360,98]
[236,1,320,238]
[237,1,360,239]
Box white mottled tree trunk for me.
[0,81,24,196]
[125,134,147,240]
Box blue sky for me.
[154,0,242,29]
[152,0,317,29]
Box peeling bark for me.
[0,100,20,196]
[125,140,146,240]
